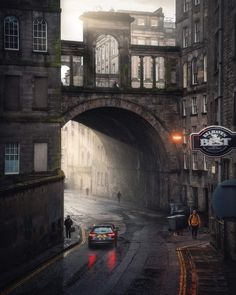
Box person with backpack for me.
[188,209,201,239]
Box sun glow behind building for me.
[61,0,175,41]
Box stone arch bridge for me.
[61,11,182,208]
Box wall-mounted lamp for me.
[171,133,183,144]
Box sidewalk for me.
[166,227,236,295]
[0,225,82,294]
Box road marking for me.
[177,248,186,295]
[0,228,86,295]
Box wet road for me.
[9,190,179,295]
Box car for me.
[88,224,118,248]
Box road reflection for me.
[107,250,116,271]
[88,253,97,269]
[87,249,117,271]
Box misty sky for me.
[61,0,175,41]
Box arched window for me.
[191,58,198,85]
[95,35,119,87]
[4,16,19,50]
[33,18,47,52]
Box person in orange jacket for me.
[188,209,201,239]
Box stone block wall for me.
[0,175,64,274]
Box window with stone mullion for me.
[4,16,19,50]
[33,18,47,52]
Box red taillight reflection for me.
[89,233,96,238]
[107,250,116,271]
[107,233,115,238]
[88,253,97,269]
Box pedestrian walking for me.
[64,215,73,238]
[188,209,201,239]
[117,191,121,203]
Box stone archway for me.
[62,97,181,209]
[80,11,134,89]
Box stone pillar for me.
[165,57,172,89]
[84,44,96,88]
[152,56,156,88]
[139,56,144,88]
[119,46,131,89]
[69,55,73,86]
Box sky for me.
[61,0,176,41]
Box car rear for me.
[88,225,117,247]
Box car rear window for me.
[93,227,113,233]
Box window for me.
[195,0,200,5]
[183,153,187,169]
[202,95,207,113]
[234,92,236,126]
[191,58,198,84]
[137,18,145,26]
[4,16,19,50]
[184,0,190,12]
[183,27,189,48]
[137,38,145,45]
[203,55,207,82]
[233,14,236,58]
[183,63,188,88]
[33,77,48,109]
[33,18,47,52]
[203,156,207,171]
[183,128,187,144]
[5,143,20,174]
[194,21,200,43]
[191,97,197,114]
[214,32,219,71]
[192,153,197,170]
[34,143,48,172]
[151,39,158,45]
[182,99,186,116]
[4,76,20,111]
[151,19,158,26]
[222,159,230,180]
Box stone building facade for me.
[177,0,236,260]
[176,0,209,222]
[0,0,63,273]
[61,121,110,198]
[206,0,236,260]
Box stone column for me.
[139,56,144,88]
[70,55,73,86]
[152,56,156,89]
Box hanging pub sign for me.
[190,125,236,157]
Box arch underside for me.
[62,98,180,209]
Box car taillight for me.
[89,233,96,237]
[107,233,115,238]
